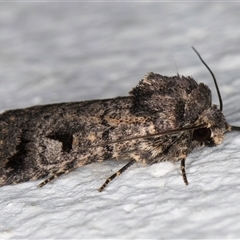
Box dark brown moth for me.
[0,48,239,191]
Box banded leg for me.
[99,160,135,192]
[181,158,189,185]
[39,169,71,188]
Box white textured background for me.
[1,2,240,239]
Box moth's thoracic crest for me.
[0,49,239,192]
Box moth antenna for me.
[230,125,240,132]
[173,59,179,76]
[192,47,240,133]
[86,124,206,149]
[192,46,223,111]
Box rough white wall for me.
[1,2,240,239]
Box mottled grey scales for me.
[0,73,233,190]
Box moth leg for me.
[38,169,71,188]
[98,160,135,192]
[180,158,189,185]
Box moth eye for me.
[193,128,211,142]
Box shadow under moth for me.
[0,48,239,192]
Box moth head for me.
[192,105,229,147]
[192,47,240,146]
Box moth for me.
[0,48,239,192]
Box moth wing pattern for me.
[0,72,229,188]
